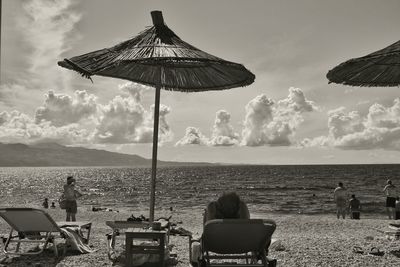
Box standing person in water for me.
[63,176,82,222]
[348,194,361,219]
[42,198,49,209]
[383,179,397,220]
[334,182,348,219]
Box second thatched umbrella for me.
[327,40,400,87]
[58,11,255,221]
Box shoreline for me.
[1,164,398,220]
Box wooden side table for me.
[125,228,167,267]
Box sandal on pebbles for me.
[368,247,384,256]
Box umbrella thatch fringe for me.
[327,40,400,87]
[63,58,93,82]
[58,24,255,90]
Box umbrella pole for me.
[149,67,162,222]
[0,0,2,83]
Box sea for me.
[0,164,399,215]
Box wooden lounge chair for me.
[189,219,276,267]
[0,208,91,257]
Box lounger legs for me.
[85,226,92,244]
[51,235,69,258]
[3,229,13,254]
[52,237,59,257]
[2,229,61,257]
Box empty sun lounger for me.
[190,219,276,267]
[0,208,92,257]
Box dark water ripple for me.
[0,164,399,214]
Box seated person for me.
[349,194,361,219]
[192,192,275,266]
[203,191,250,224]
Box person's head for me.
[351,194,355,199]
[44,198,48,202]
[216,192,241,219]
[338,182,343,187]
[387,179,392,185]
[67,176,75,185]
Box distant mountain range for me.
[0,142,211,167]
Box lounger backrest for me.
[202,219,275,254]
[0,208,61,232]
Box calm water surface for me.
[0,164,399,214]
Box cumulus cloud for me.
[241,95,274,146]
[0,110,90,145]
[1,89,97,145]
[366,100,400,128]
[277,87,317,112]
[119,83,151,101]
[0,83,173,146]
[302,98,400,150]
[327,107,364,139]
[175,87,316,147]
[35,90,98,126]
[94,83,172,144]
[175,127,208,146]
[241,87,316,146]
[209,110,240,146]
[153,104,174,144]
[93,94,146,143]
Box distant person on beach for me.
[334,182,348,219]
[42,198,49,209]
[203,191,250,224]
[383,179,397,219]
[50,202,56,209]
[63,176,83,221]
[349,194,361,219]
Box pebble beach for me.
[1,205,400,267]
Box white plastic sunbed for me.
[0,208,91,257]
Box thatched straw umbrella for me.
[327,40,400,87]
[58,11,255,222]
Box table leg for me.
[85,224,92,244]
[160,234,165,267]
[111,231,116,249]
[125,235,132,267]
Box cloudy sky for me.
[1,0,400,164]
